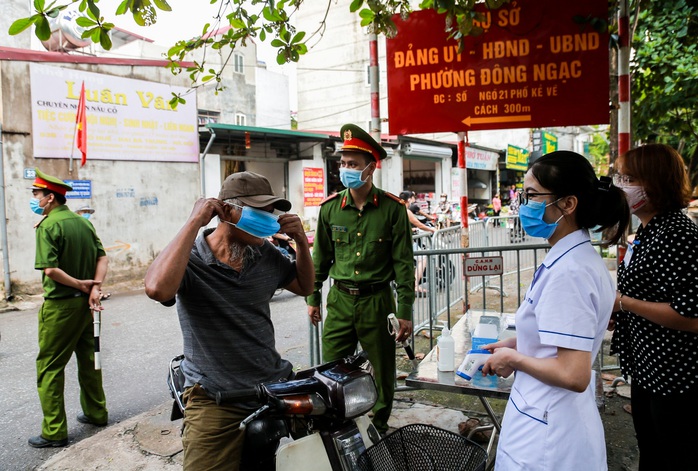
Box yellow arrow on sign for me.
[461,115,532,127]
[105,240,131,254]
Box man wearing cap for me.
[144,171,313,469]
[29,169,109,448]
[307,124,414,435]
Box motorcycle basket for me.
[357,423,487,471]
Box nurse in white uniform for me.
[482,151,630,471]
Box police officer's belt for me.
[334,281,389,296]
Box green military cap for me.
[339,124,387,161]
[29,168,73,196]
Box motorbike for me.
[167,352,381,471]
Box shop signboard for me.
[30,64,198,162]
[303,167,324,207]
[533,130,558,153]
[506,145,529,171]
[465,146,499,171]
[386,0,609,134]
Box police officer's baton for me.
[93,310,101,370]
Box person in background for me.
[435,193,453,228]
[75,205,95,220]
[399,191,436,296]
[609,143,697,471]
[407,192,435,223]
[307,124,414,435]
[481,151,629,470]
[508,184,517,203]
[492,193,502,217]
[144,171,314,470]
[29,169,109,448]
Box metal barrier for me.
[307,219,620,378]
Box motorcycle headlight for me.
[342,374,378,418]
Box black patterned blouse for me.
[610,210,698,395]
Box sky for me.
[99,0,281,69]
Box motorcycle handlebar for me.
[213,388,260,406]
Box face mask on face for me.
[30,196,46,215]
[224,204,281,238]
[622,186,647,213]
[81,213,91,220]
[519,199,564,239]
[339,163,372,189]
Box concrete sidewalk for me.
[38,399,474,470]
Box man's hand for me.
[278,214,307,242]
[308,305,322,326]
[395,318,413,343]
[89,284,104,311]
[190,198,226,227]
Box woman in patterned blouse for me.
[610,143,698,471]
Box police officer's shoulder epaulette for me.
[320,192,341,205]
[384,192,404,205]
[33,216,47,229]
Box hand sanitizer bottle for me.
[437,327,455,372]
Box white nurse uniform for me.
[495,229,614,471]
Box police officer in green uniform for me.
[307,124,414,434]
[28,169,109,448]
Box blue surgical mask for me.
[339,163,372,189]
[81,213,92,220]
[224,204,280,238]
[30,197,45,215]
[519,199,564,239]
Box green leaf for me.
[115,0,130,16]
[91,27,101,42]
[35,16,51,41]
[76,16,98,27]
[86,0,100,20]
[202,75,214,82]
[230,18,245,29]
[99,28,113,50]
[46,8,61,19]
[291,31,305,44]
[152,0,172,12]
[8,18,36,36]
[270,38,284,47]
[34,0,46,12]
[349,0,363,13]
[259,29,266,41]
[276,51,286,65]
[359,8,374,20]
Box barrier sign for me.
[465,256,504,276]
[386,0,609,134]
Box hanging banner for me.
[303,167,325,207]
[30,64,198,162]
[386,0,609,134]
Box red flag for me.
[76,82,87,167]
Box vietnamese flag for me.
[76,81,87,167]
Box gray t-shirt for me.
[177,229,296,396]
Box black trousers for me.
[631,382,697,471]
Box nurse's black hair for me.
[529,151,629,245]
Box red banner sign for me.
[386,0,609,134]
[303,167,325,207]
